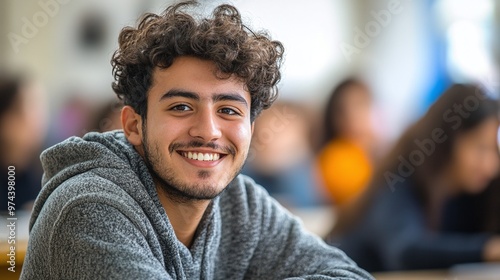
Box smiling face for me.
[123,56,253,201]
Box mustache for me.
[169,141,236,156]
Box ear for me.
[121,105,143,146]
[250,122,255,136]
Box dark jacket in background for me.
[332,180,491,272]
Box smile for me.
[179,151,222,161]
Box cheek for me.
[145,118,181,151]
[482,152,500,177]
[227,123,252,151]
[455,147,496,184]
[460,150,481,174]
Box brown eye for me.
[171,104,191,111]
[218,107,238,115]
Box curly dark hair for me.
[111,1,284,121]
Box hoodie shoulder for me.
[40,131,132,183]
[31,131,152,231]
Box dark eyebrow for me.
[159,89,200,102]
[213,93,248,108]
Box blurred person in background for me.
[243,101,325,208]
[317,78,381,208]
[51,95,92,141]
[0,72,48,211]
[328,84,500,272]
[85,99,123,133]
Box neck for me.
[156,186,210,248]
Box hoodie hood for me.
[30,130,164,231]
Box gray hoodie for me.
[21,131,372,279]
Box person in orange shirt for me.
[317,78,380,207]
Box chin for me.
[180,173,230,190]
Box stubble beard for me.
[141,122,244,204]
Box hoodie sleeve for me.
[48,200,173,280]
[244,184,373,280]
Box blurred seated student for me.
[242,101,325,208]
[0,73,48,211]
[52,95,92,141]
[327,84,500,272]
[317,78,381,207]
[85,99,123,133]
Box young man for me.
[21,2,372,279]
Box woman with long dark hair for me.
[328,84,500,271]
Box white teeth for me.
[182,151,222,161]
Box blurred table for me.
[374,264,500,280]
[289,206,336,238]
[373,270,448,280]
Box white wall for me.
[3,0,354,108]
[5,0,489,140]
[360,0,435,139]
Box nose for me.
[188,107,222,142]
